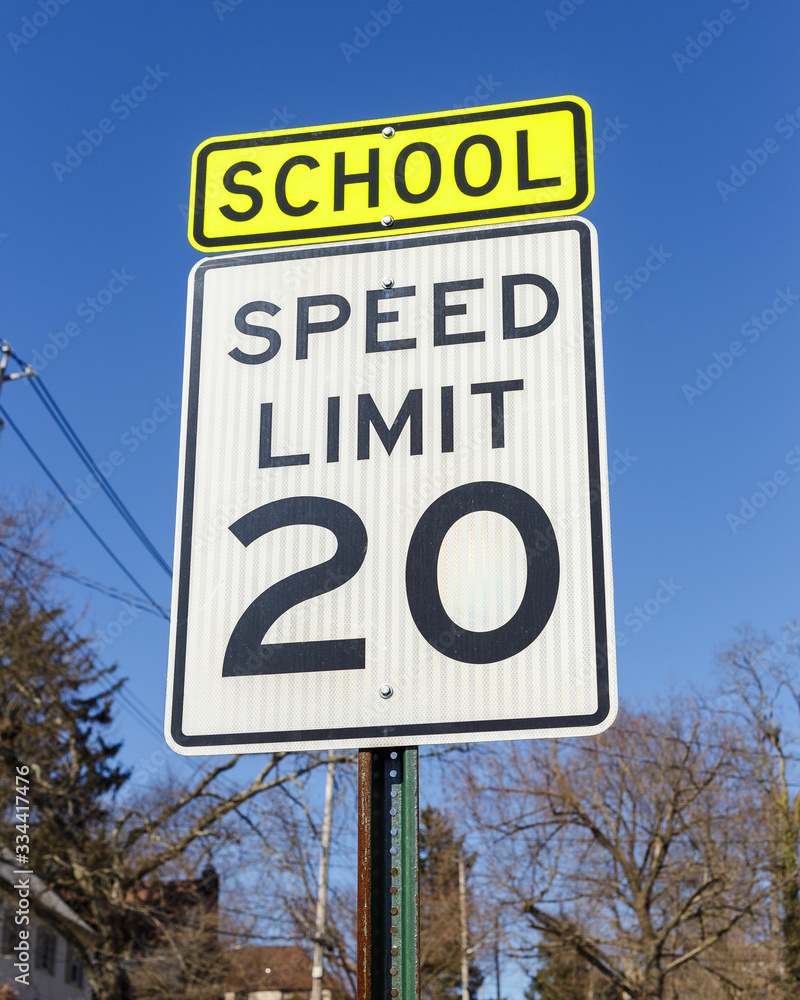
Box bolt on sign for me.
[188,96,594,252]
[166,217,617,754]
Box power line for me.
[0,547,165,741]
[30,374,172,577]
[0,403,169,620]
[1,344,178,745]
[7,348,172,578]
[99,669,165,742]
[0,531,257,806]
[0,540,169,617]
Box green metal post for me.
[358,746,419,1000]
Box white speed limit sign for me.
[166,218,616,753]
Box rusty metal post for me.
[358,747,419,1000]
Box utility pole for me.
[459,854,469,1000]
[493,914,501,1000]
[0,342,35,446]
[310,749,336,1000]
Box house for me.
[1,855,220,1000]
[0,851,95,1000]
[222,945,344,1000]
[126,866,219,950]
[125,866,221,999]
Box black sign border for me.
[191,101,591,250]
[170,218,611,749]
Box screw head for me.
[380,684,393,698]
[381,215,394,227]
[382,277,394,288]
[382,126,395,138]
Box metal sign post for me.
[358,747,419,1000]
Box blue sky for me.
[1,0,797,782]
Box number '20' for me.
[222,481,559,676]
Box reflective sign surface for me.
[167,219,615,753]
[189,97,594,251]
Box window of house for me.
[65,945,84,988]
[1,909,20,955]
[35,926,58,974]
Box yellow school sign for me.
[188,96,594,251]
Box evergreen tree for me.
[0,504,351,1000]
[419,806,483,1000]
[0,547,128,862]
[0,507,130,995]
[526,934,621,1000]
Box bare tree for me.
[124,871,226,1000]
[242,755,360,999]
[717,624,800,996]
[0,499,356,1000]
[35,747,356,1000]
[417,806,481,1000]
[460,707,765,1000]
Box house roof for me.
[122,866,219,951]
[127,866,218,915]
[0,848,98,945]
[223,944,339,993]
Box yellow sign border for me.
[189,95,594,252]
